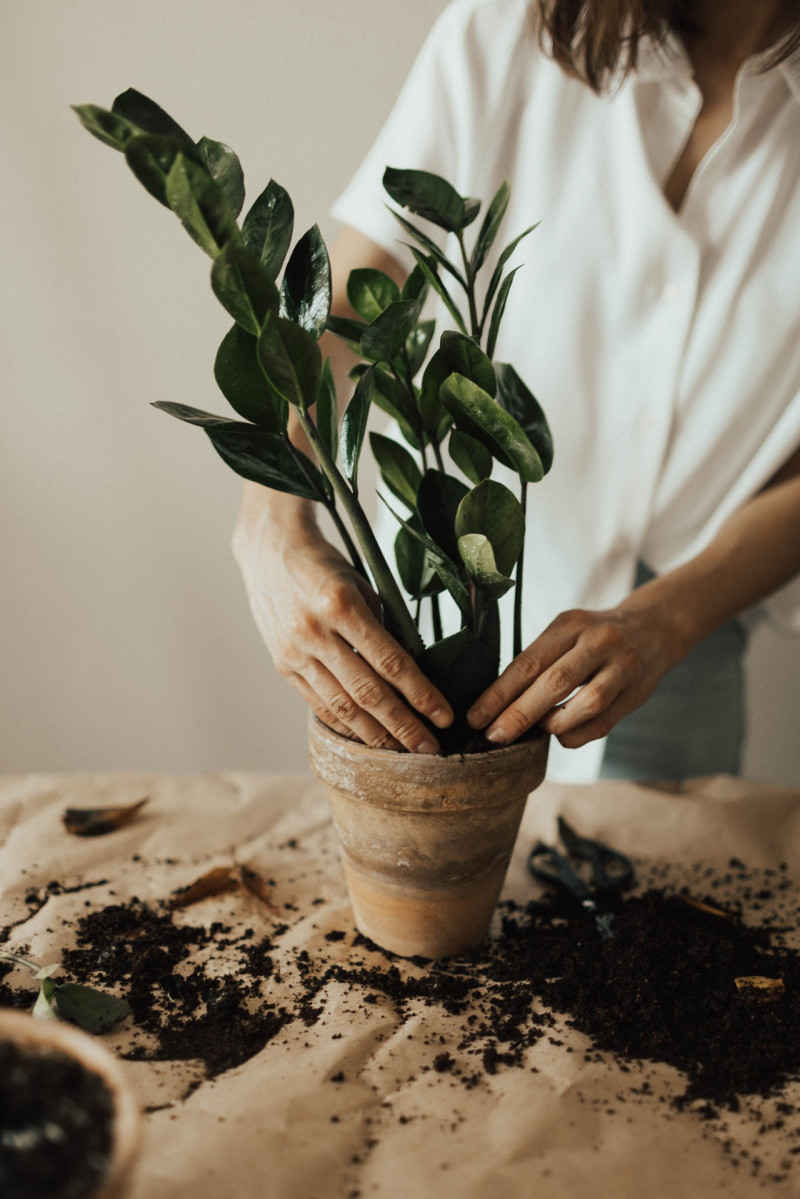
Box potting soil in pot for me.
[0,1038,114,1199]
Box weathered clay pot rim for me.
[0,1007,141,1199]
[308,712,549,813]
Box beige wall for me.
[2,0,798,782]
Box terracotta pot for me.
[0,1008,141,1199]
[308,714,549,958]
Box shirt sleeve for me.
[330,0,530,269]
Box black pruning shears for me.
[527,817,634,940]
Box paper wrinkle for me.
[3,771,800,1198]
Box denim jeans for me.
[599,564,748,782]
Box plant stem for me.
[283,436,366,576]
[513,484,528,658]
[431,594,443,642]
[296,408,425,658]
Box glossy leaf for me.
[448,428,492,484]
[112,88,195,148]
[401,263,430,303]
[419,331,494,443]
[256,309,322,410]
[415,627,497,717]
[481,222,539,332]
[211,242,280,335]
[279,225,331,338]
[495,362,554,474]
[341,365,375,487]
[440,373,544,482]
[458,534,515,599]
[390,209,466,288]
[370,432,422,508]
[394,516,442,598]
[325,313,366,351]
[360,297,423,364]
[409,249,468,336]
[347,268,400,323]
[196,136,245,218]
[214,323,287,430]
[72,104,139,151]
[165,153,240,257]
[486,266,520,360]
[33,977,58,1021]
[371,369,421,450]
[153,400,246,427]
[470,179,510,273]
[316,358,339,463]
[124,133,186,206]
[53,983,132,1034]
[242,179,294,279]
[405,319,435,379]
[383,166,478,233]
[205,423,325,499]
[383,498,471,621]
[455,478,524,575]
[416,469,469,563]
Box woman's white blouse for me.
[332,0,800,780]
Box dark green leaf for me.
[458,534,514,599]
[316,358,339,462]
[440,373,544,483]
[205,424,325,499]
[279,225,331,338]
[165,153,240,257]
[257,309,322,410]
[405,319,435,379]
[241,180,294,279]
[54,983,131,1034]
[461,197,481,229]
[455,478,524,576]
[211,242,280,335]
[481,222,539,333]
[347,268,400,323]
[196,136,245,219]
[112,88,195,148]
[416,469,469,563]
[416,627,497,718]
[383,166,474,233]
[371,369,421,450]
[495,362,554,474]
[72,104,139,151]
[448,428,493,484]
[382,497,471,621]
[124,133,186,206]
[214,323,287,431]
[325,313,366,351]
[370,432,422,508]
[409,250,467,336]
[341,365,375,487]
[419,331,494,443]
[389,209,466,288]
[400,263,430,303]
[360,297,423,364]
[152,400,244,427]
[486,266,520,359]
[394,516,442,598]
[469,179,510,274]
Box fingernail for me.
[416,739,439,755]
[429,708,451,728]
[467,706,487,728]
[485,726,508,745]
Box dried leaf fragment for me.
[168,866,240,910]
[678,895,733,919]
[63,797,149,837]
[734,975,785,1001]
[239,865,280,913]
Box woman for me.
[234,0,800,782]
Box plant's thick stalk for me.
[297,408,425,658]
[513,484,528,659]
[457,233,480,341]
[283,436,367,577]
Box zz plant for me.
[74,89,553,727]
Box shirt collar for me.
[634,31,800,105]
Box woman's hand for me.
[466,596,686,749]
[233,486,453,753]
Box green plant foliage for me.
[76,89,554,725]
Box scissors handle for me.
[528,842,594,905]
[557,817,634,893]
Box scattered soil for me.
[0,1038,114,1199]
